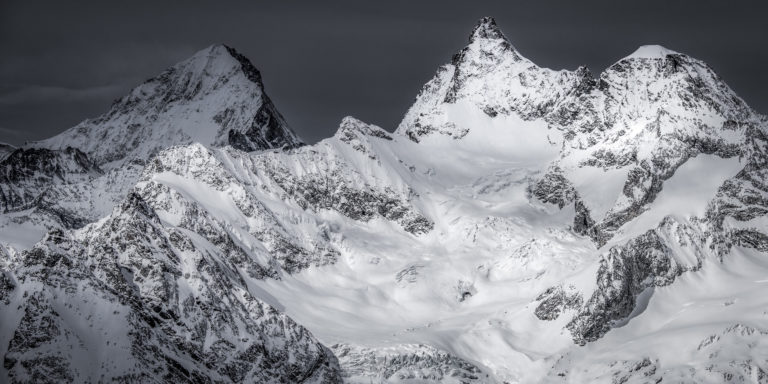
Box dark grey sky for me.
[1,1,766,146]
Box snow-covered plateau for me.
[1,16,767,383]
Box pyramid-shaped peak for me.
[469,16,507,42]
[177,43,264,85]
[462,16,524,62]
[33,42,301,166]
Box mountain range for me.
[1,17,767,383]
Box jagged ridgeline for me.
[2,16,768,384]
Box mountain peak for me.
[623,45,680,61]
[175,43,264,86]
[461,16,524,64]
[469,16,507,43]
[335,116,392,141]
[34,44,302,166]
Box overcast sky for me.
[1,0,766,146]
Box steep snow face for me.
[35,44,301,167]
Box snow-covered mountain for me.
[38,43,302,165]
[0,44,302,251]
[2,16,768,383]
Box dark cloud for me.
[1,0,766,146]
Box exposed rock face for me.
[528,167,577,210]
[247,142,433,237]
[538,217,707,345]
[264,169,432,236]
[567,229,680,344]
[332,344,488,383]
[534,285,583,321]
[0,146,111,234]
[0,147,101,213]
[707,122,768,251]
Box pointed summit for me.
[152,43,266,97]
[397,17,557,141]
[35,44,302,166]
[469,16,507,42]
[193,44,266,85]
[460,16,524,63]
